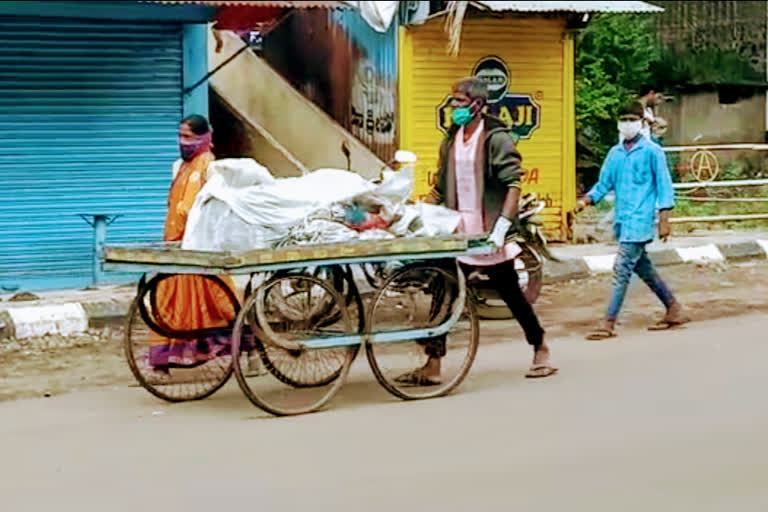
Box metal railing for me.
[663,144,768,224]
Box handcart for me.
[103,236,494,416]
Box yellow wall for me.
[398,15,576,240]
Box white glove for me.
[488,216,512,248]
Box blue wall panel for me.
[0,18,184,291]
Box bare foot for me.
[421,356,441,378]
[664,302,690,324]
[394,357,442,385]
[532,343,551,366]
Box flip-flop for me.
[394,370,441,386]
[525,364,558,379]
[648,318,690,331]
[585,328,616,340]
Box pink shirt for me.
[454,123,521,266]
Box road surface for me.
[2,312,767,511]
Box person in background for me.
[578,101,688,340]
[149,115,240,372]
[395,77,557,385]
[638,84,668,145]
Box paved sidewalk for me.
[544,230,768,282]
[1,231,767,340]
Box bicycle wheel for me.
[365,263,479,400]
[232,273,357,416]
[124,274,237,402]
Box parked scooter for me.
[363,150,558,319]
[359,190,557,319]
[465,192,558,319]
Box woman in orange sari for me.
[149,115,239,371]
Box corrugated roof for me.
[144,1,344,8]
[476,1,663,13]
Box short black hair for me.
[181,114,211,135]
[638,84,656,97]
[619,100,644,117]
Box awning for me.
[143,1,344,7]
[143,1,347,31]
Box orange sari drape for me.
[151,152,238,352]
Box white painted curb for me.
[6,304,88,339]
[583,254,616,273]
[676,244,725,263]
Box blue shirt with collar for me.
[587,135,675,243]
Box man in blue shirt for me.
[578,101,689,339]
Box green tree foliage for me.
[654,48,765,90]
[575,14,661,170]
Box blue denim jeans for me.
[607,242,676,321]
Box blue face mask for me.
[452,106,474,126]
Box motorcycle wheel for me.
[473,244,543,320]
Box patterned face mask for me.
[179,132,212,161]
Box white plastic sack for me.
[183,168,374,251]
[375,168,414,202]
[409,203,462,237]
[277,218,361,247]
[182,161,458,252]
[206,158,275,188]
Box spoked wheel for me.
[232,272,358,416]
[472,244,543,320]
[253,266,362,387]
[365,262,479,400]
[124,274,238,402]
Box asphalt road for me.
[2,312,767,512]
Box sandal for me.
[525,364,558,379]
[585,328,616,340]
[394,370,441,386]
[647,318,689,331]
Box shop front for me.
[398,2,661,240]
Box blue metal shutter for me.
[0,18,182,291]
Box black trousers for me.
[422,260,545,358]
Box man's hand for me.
[658,210,671,242]
[489,216,513,248]
[575,196,591,213]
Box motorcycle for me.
[465,192,558,319]
[359,190,557,319]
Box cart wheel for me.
[232,273,357,416]
[361,261,403,290]
[253,267,362,387]
[124,274,237,402]
[365,263,479,400]
[269,266,356,327]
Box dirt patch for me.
[0,328,132,402]
[1,261,766,402]
[536,261,768,337]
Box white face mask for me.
[618,120,642,140]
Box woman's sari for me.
[149,151,239,370]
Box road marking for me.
[6,303,88,338]
[676,244,725,263]
[583,254,616,273]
